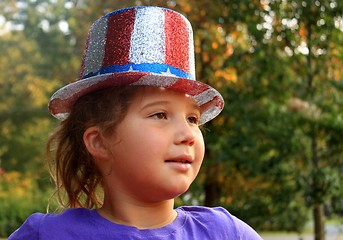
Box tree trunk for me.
[204,180,220,207]
[313,203,325,240]
[310,127,325,240]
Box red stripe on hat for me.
[103,9,136,67]
[164,10,190,74]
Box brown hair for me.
[46,86,137,209]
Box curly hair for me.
[46,86,137,209]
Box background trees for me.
[1,0,342,239]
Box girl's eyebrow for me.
[140,101,170,110]
[140,100,201,113]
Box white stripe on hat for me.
[83,17,108,77]
[129,7,166,64]
[193,88,218,105]
[186,20,196,78]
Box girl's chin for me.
[164,185,192,200]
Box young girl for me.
[10,6,262,239]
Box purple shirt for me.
[9,206,263,239]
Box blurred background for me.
[0,0,342,239]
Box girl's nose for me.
[174,119,196,146]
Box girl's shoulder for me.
[8,208,93,240]
[176,206,263,240]
[8,212,43,240]
[176,205,238,223]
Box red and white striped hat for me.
[48,6,224,124]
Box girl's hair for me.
[46,86,136,209]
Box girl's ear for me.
[83,126,109,160]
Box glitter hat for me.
[48,6,224,124]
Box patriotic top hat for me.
[48,6,224,124]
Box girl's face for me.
[103,87,205,203]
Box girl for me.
[10,6,262,239]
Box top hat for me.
[48,6,224,124]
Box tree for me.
[271,1,343,239]
[199,0,343,238]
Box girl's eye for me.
[152,112,167,119]
[188,116,199,125]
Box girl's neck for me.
[97,196,177,229]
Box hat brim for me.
[48,72,224,125]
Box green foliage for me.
[0,171,53,237]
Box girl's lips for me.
[165,155,193,172]
[165,155,193,164]
[165,160,192,172]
